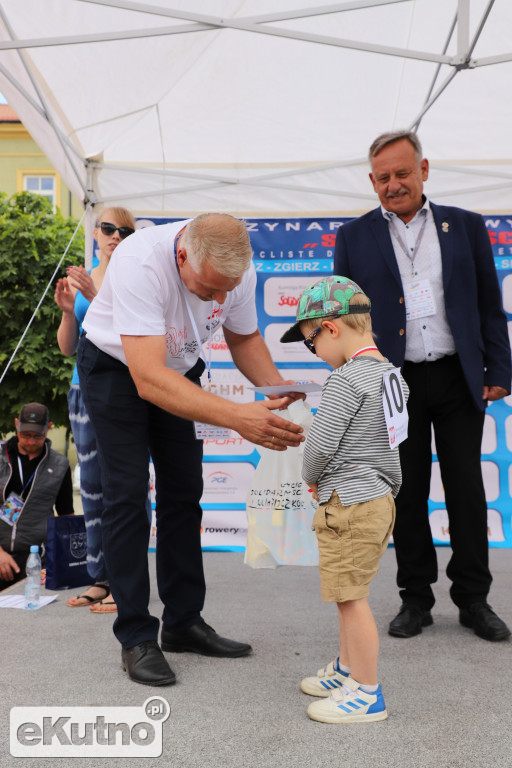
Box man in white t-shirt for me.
[78,213,304,686]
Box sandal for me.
[89,597,117,614]
[66,583,110,607]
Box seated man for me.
[0,402,74,590]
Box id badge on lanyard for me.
[404,279,436,321]
[175,237,232,441]
[0,492,24,526]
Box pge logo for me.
[10,697,170,758]
[207,471,231,485]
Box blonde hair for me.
[180,213,252,279]
[301,293,373,337]
[96,206,136,231]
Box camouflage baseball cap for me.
[280,275,371,343]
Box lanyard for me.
[17,455,36,499]
[174,234,213,388]
[350,346,379,360]
[389,213,428,276]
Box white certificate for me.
[251,383,322,396]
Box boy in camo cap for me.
[281,275,409,724]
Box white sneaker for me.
[300,659,349,697]
[307,677,388,723]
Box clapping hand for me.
[66,265,97,302]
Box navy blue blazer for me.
[334,202,511,411]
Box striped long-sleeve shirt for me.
[302,357,409,505]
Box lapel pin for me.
[442,222,449,233]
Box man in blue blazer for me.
[334,130,511,641]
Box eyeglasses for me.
[18,432,46,441]
[99,222,135,239]
[303,326,323,355]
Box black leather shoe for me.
[161,621,252,658]
[121,640,176,686]
[459,602,511,642]
[388,604,433,638]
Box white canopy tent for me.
[0,0,511,240]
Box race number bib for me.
[382,369,408,448]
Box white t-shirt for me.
[83,220,258,374]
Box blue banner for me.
[142,215,512,550]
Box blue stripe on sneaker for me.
[355,698,367,706]
[346,702,360,710]
[366,687,386,714]
[320,681,330,690]
[337,704,353,713]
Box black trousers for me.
[78,337,206,648]
[394,355,491,610]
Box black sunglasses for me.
[99,222,135,239]
[303,326,323,355]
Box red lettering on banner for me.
[278,295,299,307]
[488,230,512,245]
[321,233,336,248]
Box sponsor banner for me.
[263,276,315,317]
[203,327,233,363]
[140,215,512,549]
[203,436,255,457]
[264,322,319,364]
[429,508,506,544]
[430,461,500,503]
[201,509,247,549]
[200,368,255,404]
[202,462,255,505]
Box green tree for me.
[0,192,84,436]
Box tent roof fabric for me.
[0,0,511,216]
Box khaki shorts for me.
[313,490,395,603]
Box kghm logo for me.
[10,697,170,758]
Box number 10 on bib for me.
[382,368,408,449]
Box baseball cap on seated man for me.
[280,275,371,343]
[17,403,50,434]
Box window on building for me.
[23,174,57,210]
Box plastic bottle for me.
[24,545,42,610]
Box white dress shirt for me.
[381,199,456,362]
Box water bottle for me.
[24,545,42,610]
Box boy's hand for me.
[307,482,319,502]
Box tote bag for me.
[45,515,92,590]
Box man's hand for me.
[483,385,508,402]
[267,379,307,410]
[233,398,305,451]
[0,549,20,582]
